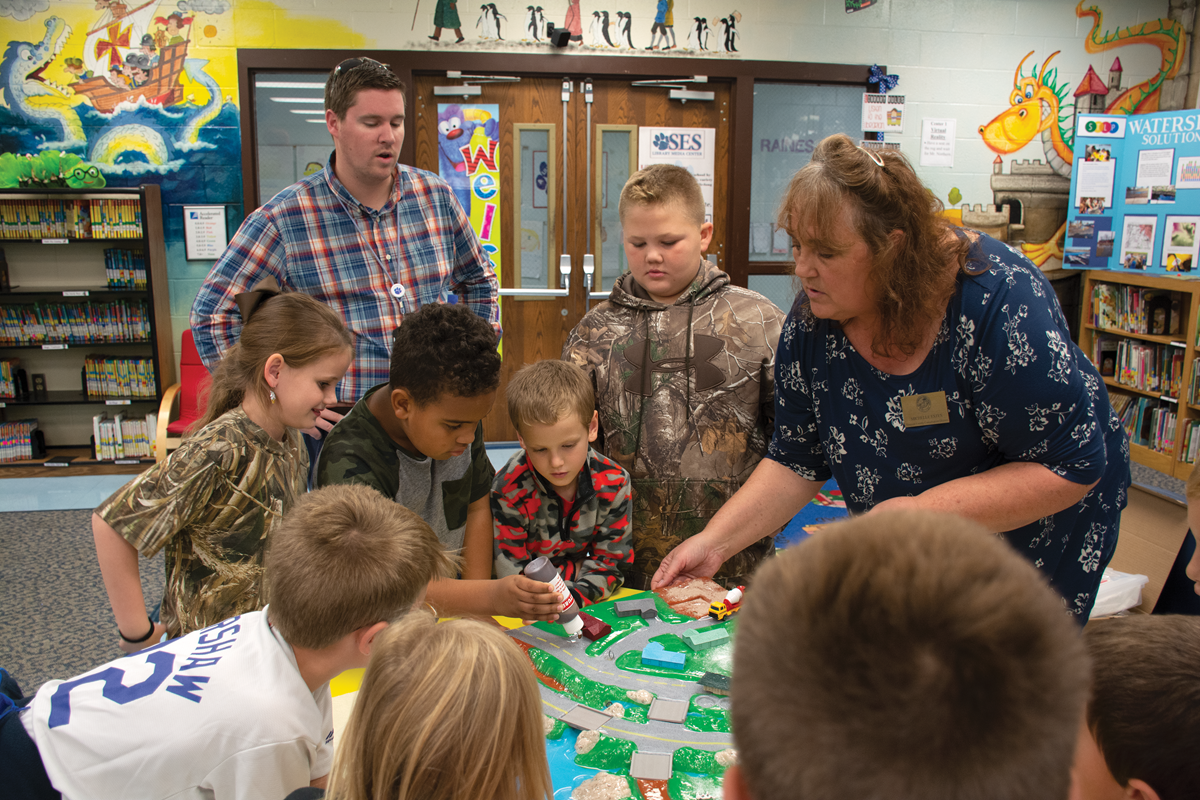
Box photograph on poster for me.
[1166,253,1193,272]
[1161,215,1200,271]
[1120,216,1157,271]
[1064,248,1092,265]
[1136,148,1175,187]
[1078,197,1106,214]
[1123,252,1149,270]
[1152,186,1177,203]
[1097,230,1115,257]
[1176,155,1200,189]
[1068,220,1095,239]
[1085,144,1112,161]
[1125,186,1151,204]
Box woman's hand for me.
[652,534,728,589]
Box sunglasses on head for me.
[333,57,392,76]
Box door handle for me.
[499,254,572,297]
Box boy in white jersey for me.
[0,484,453,800]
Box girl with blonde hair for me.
[323,613,552,800]
[93,283,354,649]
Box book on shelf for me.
[91,411,157,461]
[0,298,151,345]
[0,418,42,463]
[1090,283,1183,336]
[82,355,157,398]
[0,197,141,239]
[1094,336,1118,378]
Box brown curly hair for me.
[778,134,968,358]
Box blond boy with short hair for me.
[564,164,785,589]
[492,359,633,606]
[2,485,453,800]
[728,509,1090,800]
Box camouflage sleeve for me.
[569,462,633,604]
[96,438,225,558]
[315,415,398,499]
[491,465,536,579]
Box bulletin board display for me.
[1064,111,1200,276]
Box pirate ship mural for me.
[0,2,235,198]
[977,1,1186,266]
[71,3,192,114]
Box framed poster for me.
[183,206,228,261]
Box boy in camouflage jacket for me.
[563,165,786,589]
[492,360,633,605]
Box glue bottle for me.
[524,557,584,635]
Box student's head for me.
[618,164,713,305]
[195,289,354,433]
[506,360,599,497]
[728,510,1090,800]
[1185,465,1200,594]
[326,613,551,800]
[387,302,500,460]
[266,484,456,653]
[1071,615,1200,800]
[324,57,407,193]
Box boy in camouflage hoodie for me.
[563,165,786,589]
[492,360,633,605]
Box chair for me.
[155,330,210,461]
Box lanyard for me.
[328,170,409,313]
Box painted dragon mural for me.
[978,1,1187,265]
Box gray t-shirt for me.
[315,384,494,552]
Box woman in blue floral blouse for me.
[654,134,1130,619]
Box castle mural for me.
[977,1,1186,266]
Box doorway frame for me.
[237,49,872,286]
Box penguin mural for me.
[720,11,740,52]
[590,10,605,46]
[526,6,542,40]
[617,11,634,48]
[688,16,709,50]
[599,10,617,47]
[476,3,506,38]
[535,6,546,37]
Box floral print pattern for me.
[766,232,1130,619]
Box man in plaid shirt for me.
[190,57,500,430]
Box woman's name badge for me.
[901,391,950,427]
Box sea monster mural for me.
[2,11,229,186]
[2,16,86,148]
[978,1,1186,265]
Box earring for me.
[269,390,276,404]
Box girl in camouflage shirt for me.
[93,286,353,650]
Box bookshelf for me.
[0,186,173,474]
[1079,270,1200,481]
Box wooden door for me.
[412,74,732,441]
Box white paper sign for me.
[184,206,229,261]
[638,127,717,222]
[1136,149,1175,187]
[920,118,956,167]
[862,94,905,134]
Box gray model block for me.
[647,697,688,723]
[630,751,673,781]
[558,704,612,731]
[614,598,657,618]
